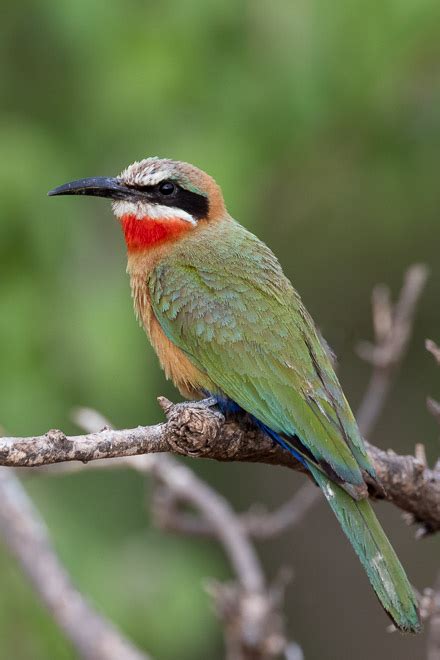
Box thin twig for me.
[356,264,428,437]
[73,407,264,594]
[426,340,440,366]
[427,398,440,427]
[426,340,440,428]
[74,408,289,659]
[154,480,320,540]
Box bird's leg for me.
[181,396,219,410]
[157,395,219,416]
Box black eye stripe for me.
[167,187,209,220]
[128,181,209,219]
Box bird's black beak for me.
[48,177,133,200]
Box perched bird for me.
[49,157,420,631]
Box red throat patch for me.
[121,214,192,251]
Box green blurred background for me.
[0,1,439,658]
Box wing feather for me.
[149,223,375,491]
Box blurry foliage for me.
[0,1,439,658]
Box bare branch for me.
[426,339,440,366]
[0,467,149,660]
[0,424,169,467]
[426,339,440,427]
[74,407,290,659]
[427,398,440,426]
[356,264,428,437]
[154,480,320,540]
[143,455,288,658]
[73,408,264,591]
[364,440,440,536]
[2,398,439,533]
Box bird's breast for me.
[129,269,208,398]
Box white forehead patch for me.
[137,170,174,186]
[112,200,196,225]
[119,160,175,188]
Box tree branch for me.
[153,478,320,540]
[2,397,439,533]
[72,408,290,660]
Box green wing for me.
[149,222,374,494]
[149,222,420,632]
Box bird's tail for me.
[309,465,421,632]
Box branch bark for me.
[1,397,439,533]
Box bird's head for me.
[48,157,227,251]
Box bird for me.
[49,157,420,632]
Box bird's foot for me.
[157,395,218,416]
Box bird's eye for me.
[158,181,176,195]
